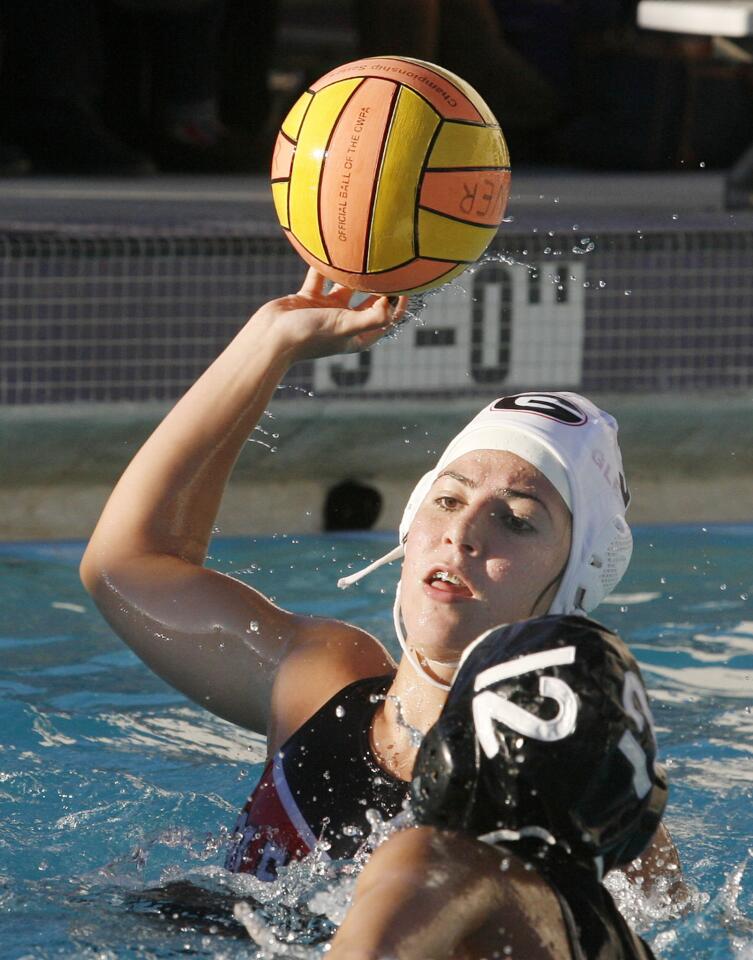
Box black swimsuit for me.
[225,677,656,959]
[225,674,407,879]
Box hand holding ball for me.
[271,57,510,295]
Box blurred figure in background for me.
[103,0,276,172]
[353,0,560,163]
[353,0,747,171]
[0,0,277,174]
[0,0,154,174]
[218,0,280,167]
[105,0,230,172]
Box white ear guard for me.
[567,514,633,614]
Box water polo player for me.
[329,615,667,960]
[80,268,678,890]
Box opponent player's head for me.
[338,393,633,688]
[411,615,668,876]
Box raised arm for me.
[80,270,403,733]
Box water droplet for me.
[624,289,632,296]
[699,161,706,168]
[598,280,606,288]
[572,238,595,255]
[671,213,679,220]
[720,583,727,591]
[660,577,667,584]
[335,705,345,718]
[247,621,259,634]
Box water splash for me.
[605,862,707,934]
[572,238,595,255]
[385,694,424,748]
[275,384,315,397]
[234,901,323,958]
[247,438,277,453]
[227,807,414,955]
[719,852,753,954]
[8,530,753,957]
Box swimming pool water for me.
[1,526,751,959]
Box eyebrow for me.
[436,469,478,488]
[435,470,552,519]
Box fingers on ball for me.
[300,267,327,295]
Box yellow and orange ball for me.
[271,56,510,295]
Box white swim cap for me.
[337,392,633,685]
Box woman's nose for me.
[443,509,484,554]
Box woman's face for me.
[399,449,572,665]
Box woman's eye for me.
[503,514,534,533]
[435,495,460,511]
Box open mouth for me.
[425,568,473,599]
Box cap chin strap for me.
[393,583,457,691]
[337,543,458,690]
[337,544,404,589]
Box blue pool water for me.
[1,526,751,959]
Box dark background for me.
[2,0,752,176]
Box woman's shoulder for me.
[266,616,395,751]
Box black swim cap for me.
[411,615,668,873]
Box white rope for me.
[392,583,452,691]
[337,544,404,589]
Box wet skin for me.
[78,268,681,928]
[400,449,573,670]
[368,449,572,783]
